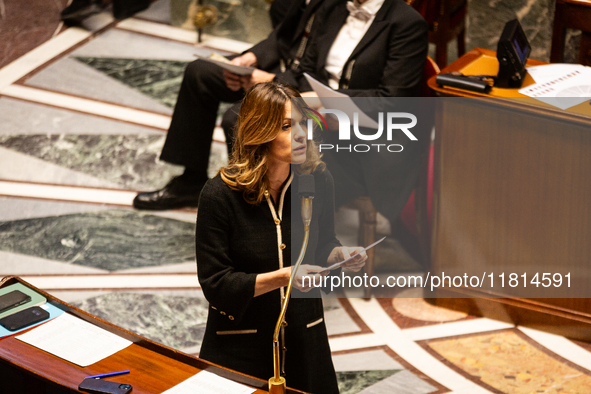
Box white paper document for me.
[303,73,380,129]
[195,54,255,76]
[520,64,591,109]
[16,312,132,367]
[319,236,386,275]
[162,370,256,394]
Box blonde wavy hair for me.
[220,82,324,205]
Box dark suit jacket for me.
[278,0,429,97]
[248,0,325,73]
[196,171,340,394]
[275,0,430,224]
[269,0,292,28]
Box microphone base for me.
[268,377,286,394]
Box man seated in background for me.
[134,0,428,227]
[208,0,429,228]
[133,0,324,210]
[284,0,429,227]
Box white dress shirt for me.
[325,0,386,89]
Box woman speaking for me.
[195,81,366,393]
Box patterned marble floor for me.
[1,1,591,394]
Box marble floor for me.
[1,1,591,393]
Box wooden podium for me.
[426,48,591,341]
[0,276,307,394]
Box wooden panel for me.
[551,0,591,63]
[430,97,591,338]
[427,46,591,340]
[433,99,591,296]
[0,276,306,394]
[430,291,591,342]
[559,0,591,32]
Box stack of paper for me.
[195,53,255,76]
[162,370,256,394]
[16,313,132,367]
[303,73,379,129]
[520,64,591,109]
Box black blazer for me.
[196,171,341,393]
[248,0,325,72]
[279,0,429,97]
[269,0,292,28]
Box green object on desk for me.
[0,283,46,319]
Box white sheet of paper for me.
[303,73,380,129]
[525,63,588,84]
[16,312,132,367]
[196,56,255,76]
[319,236,386,274]
[162,370,256,394]
[520,64,591,109]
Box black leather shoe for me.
[61,0,103,22]
[133,176,206,210]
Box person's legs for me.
[133,59,244,210]
[160,59,243,172]
[61,0,103,22]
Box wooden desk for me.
[428,47,591,119]
[428,47,544,98]
[425,48,591,341]
[0,276,306,394]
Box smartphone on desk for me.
[79,378,132,394]
[0,290,31,313]
[0,306,49,331]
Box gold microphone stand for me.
[268,197,313,394]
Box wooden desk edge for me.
[427,47,546,97]
[427,48,591,126]
[0,276,307,394]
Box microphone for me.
[298,174,315,226]
[269,174,315,394]
[298,174,315,197]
